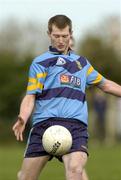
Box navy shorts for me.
[24,118,89,161]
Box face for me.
[48,25,72,54]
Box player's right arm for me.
[12,58,47,141]
[12,94,35,141]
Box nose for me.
[58,37,63,43]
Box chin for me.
[57,48,65,52]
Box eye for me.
[53,35,60,38]
[62,35,68,38]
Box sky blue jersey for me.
[27,46,105,125]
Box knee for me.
[67,164,83,176]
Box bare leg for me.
[82,169,89,180]
[62,151,88,180]
[18,155,50,180]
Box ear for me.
[70,31,73,36]
[47,31,50,37]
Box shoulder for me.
[72,52,90,68]
[32,51,54,64]
[71,52,88,62]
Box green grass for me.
[86,143,121,180]
[0,142,121,180]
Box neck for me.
[49,46,71,55]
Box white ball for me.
[42,125,72,156]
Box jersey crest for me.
[56,57,66,66]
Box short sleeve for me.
[86,61,105,87]
[26,61,47,94]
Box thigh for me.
[19,156,50,180]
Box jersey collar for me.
[49,46,73,56]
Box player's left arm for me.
[98,79,121,97]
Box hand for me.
[12,116,26,141]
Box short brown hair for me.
[48,15,72,33]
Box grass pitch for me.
[0,142,121,180]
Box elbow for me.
[102,84,110,93]
[99,80,111,93]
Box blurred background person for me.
[93,89,107,143]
